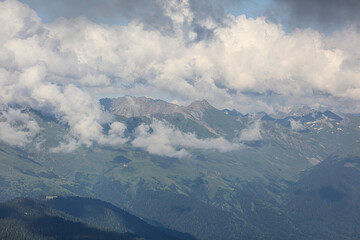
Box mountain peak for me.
[102,96,180,117]
[269,105,319,119]
[184,100,212,121]
[187,99,211,110]
[289,105,317,117]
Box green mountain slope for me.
[286,154,360,239]
[44,196,194,240]
[0,197,141,240]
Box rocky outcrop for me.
[101,96,214,121]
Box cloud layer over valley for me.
[132,120,242,158]
[0,107,40,147]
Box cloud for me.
[44,7,360,112]
[131,120,241,158]
[272,0,360,32]
[50,121,128,153]
[0,107,40,147]
[3,64,111,147]
[131,122,190,158]
[49,135,80,153]
[19,0,164,24]
[0,1,129,151]
[19,0,227,36]
[99,121,128,146]
[238,121,262,141]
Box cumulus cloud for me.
[1,64,113,148]
[50,121,128,153]
[131,120,241,158]
[42,2,360,113]
[0,0,128,150]
[0,108,40,147]
[99,121,128,146]
[49,135,80,153]
[238,121,262,141]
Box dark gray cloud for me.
[272,0,360,32]
[21,0,360,33]
[189,0,226,22]
[20,0,169,26]
[20,0,225,31]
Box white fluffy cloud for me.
[1,0,360,149]
[238,120,263,142]
[0,1,126,150]
[0,108,40,147]
[50,121,128,153]
[49,136,81,153]
[43,2,360,112]
[99,121,128,146]
[132,120,241,158]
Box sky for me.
[0,0,360,154]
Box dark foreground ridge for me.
[0,196,195,240]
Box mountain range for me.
[1,95,360,239]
